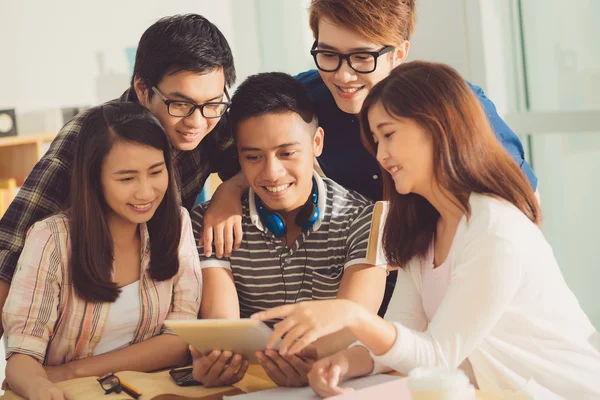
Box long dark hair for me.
[360,61,541,268]
[69,102,182,302]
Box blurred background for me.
[0,0,598,381]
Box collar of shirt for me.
[139,222,151,256]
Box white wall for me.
[407,0,486,85]
[0,1,248,133]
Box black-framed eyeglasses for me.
[151,86,230,118]
[310,41,394,74]
[97,372,141,399]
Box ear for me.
[313,126,325,157]
[133,76,150,107]
[392,40,411,68]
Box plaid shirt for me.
[0,89,238,282]
[2,208,202,365]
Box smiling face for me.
[135,69,226,151]
[315,18,406,115]
[100,140,169,226]
[236,112,324,216]
[368,101,434,196]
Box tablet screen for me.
[164,319,279,363]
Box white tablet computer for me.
[164,319,278,363]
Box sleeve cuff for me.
[344,258,387,270]
[199,259,231,270]
[367,322,407,374]
[5,333,48,364]
[348,340,393,375]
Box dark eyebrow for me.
[148,161,165,169]
[317,42,379,52]
[239,142,301,153]
[113,162,165,175]
[113,169,138,175]
[168,91,224,103]
[376,122,394,130]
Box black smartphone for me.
[168,367,202,387]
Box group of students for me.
[0,1,598,399]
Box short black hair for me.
[131,14,235,96]
[229,72,318,136]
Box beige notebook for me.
[366,201,389,267]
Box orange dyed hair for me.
[309,0,416,44]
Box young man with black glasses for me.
[0,14,241,338]
[189,72,387,388]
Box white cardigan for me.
[374,194,600,399]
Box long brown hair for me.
[69,102,182,302]
[309,0,416,43]
[359,61,541,268]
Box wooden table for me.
[1,365,499,400]
[0,366,275,400]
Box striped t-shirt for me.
[191,174,385,320]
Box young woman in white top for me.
[252,61,600,399]
[3,103,202,400]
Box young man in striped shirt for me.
[190,72,387,388]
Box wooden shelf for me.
[0,134,56,147]
[0,134,55,181]
[0,134,55,217]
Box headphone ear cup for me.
[295,202,319,229]
[255,193,287,238]
[264,211,286,238]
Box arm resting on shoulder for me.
[201,171,249,258]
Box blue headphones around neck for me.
[255,177,320,238]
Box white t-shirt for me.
[377,194,600,399]
[94,280,141,355]
[421,242,453,320]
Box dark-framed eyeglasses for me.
[151,86,230,118]
[310,41,394,74]
[97,372,141,399]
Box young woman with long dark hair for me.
[3,103,202,400]
[253,61,600,399]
